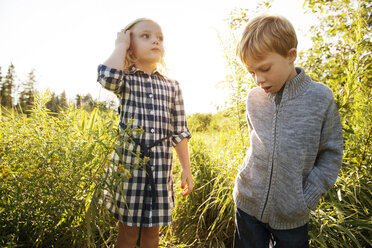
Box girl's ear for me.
[287,48,297,63]
[128,48,135,58]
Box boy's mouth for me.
[262,86,272,93]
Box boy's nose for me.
[255,74,265,85]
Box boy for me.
[233,14,343,248]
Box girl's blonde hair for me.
[236,14,298,66]
[123,18,167,73]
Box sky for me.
[0,0,315,114]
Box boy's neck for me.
[287,66,298,82]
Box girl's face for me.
[130,21,164,70]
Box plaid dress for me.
[97,64,191,227]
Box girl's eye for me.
[158,36,163,42]
[142,34,149,38]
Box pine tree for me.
[0,66,2,106]
[18,69,36,114]
[46,92,58,113]
[59,91,68,110]
[0,63,16,108]
[82,93,94,112]
[75,94,82,109]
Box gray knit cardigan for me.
[233,67,343,230]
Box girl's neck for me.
[135,62,157,75]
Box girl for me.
[97,18,193,248]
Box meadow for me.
[1,1,371,247]
[0,92,370,247]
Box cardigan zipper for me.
[260,107,279,220]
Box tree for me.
[18,69,36,115]
[0,63,16,108]
[301,0,372,163]
[0,66,2,106]
[0,66,2,87]
[299,1,371,246]
[46,91,59,113]
[59,91,68,110]
[82,93,94,112]
[75,94,82,109]
[187,113,213,132]
[219,1,274,148]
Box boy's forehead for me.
[246,57,270,70]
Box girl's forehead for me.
[132,21,163,34]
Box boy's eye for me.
[261,67,270,72]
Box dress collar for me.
[127,65,163,77]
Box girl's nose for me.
[152,38,159,44]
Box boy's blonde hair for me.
[236,14,298,66]
[123,18,166,73]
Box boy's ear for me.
[287,48,297,63]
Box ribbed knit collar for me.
[269,67,311,103]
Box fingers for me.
[115,29,131,50]
[117,29,130,38]
[181,177,193,197]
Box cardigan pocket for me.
[273,174,310,221]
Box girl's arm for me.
[103,30,131,70]
[175,138,193,196]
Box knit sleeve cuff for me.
[303,182,323,210]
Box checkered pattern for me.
[97,64,191,227]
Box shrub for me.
[0,92,118,247]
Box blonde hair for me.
[236,14,298,66]
[123,18,167,73]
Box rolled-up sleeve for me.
[171,82,191,147]
[97,64,125,95]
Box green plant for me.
[301,1,372,247]
[0,92,119,247]
[163,127,247,248]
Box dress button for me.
[150,128,155,133]
[149,94,153,98]
[150,110,154,115]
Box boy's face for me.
[246,49,297,94]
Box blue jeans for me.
[234,208,309,248]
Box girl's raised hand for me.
[115,29,131,51]
[103,29,131,70]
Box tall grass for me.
[161,127,248,248]
[1,91,370,247]
[0,92,119,247]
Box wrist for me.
[181,163,191,170]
